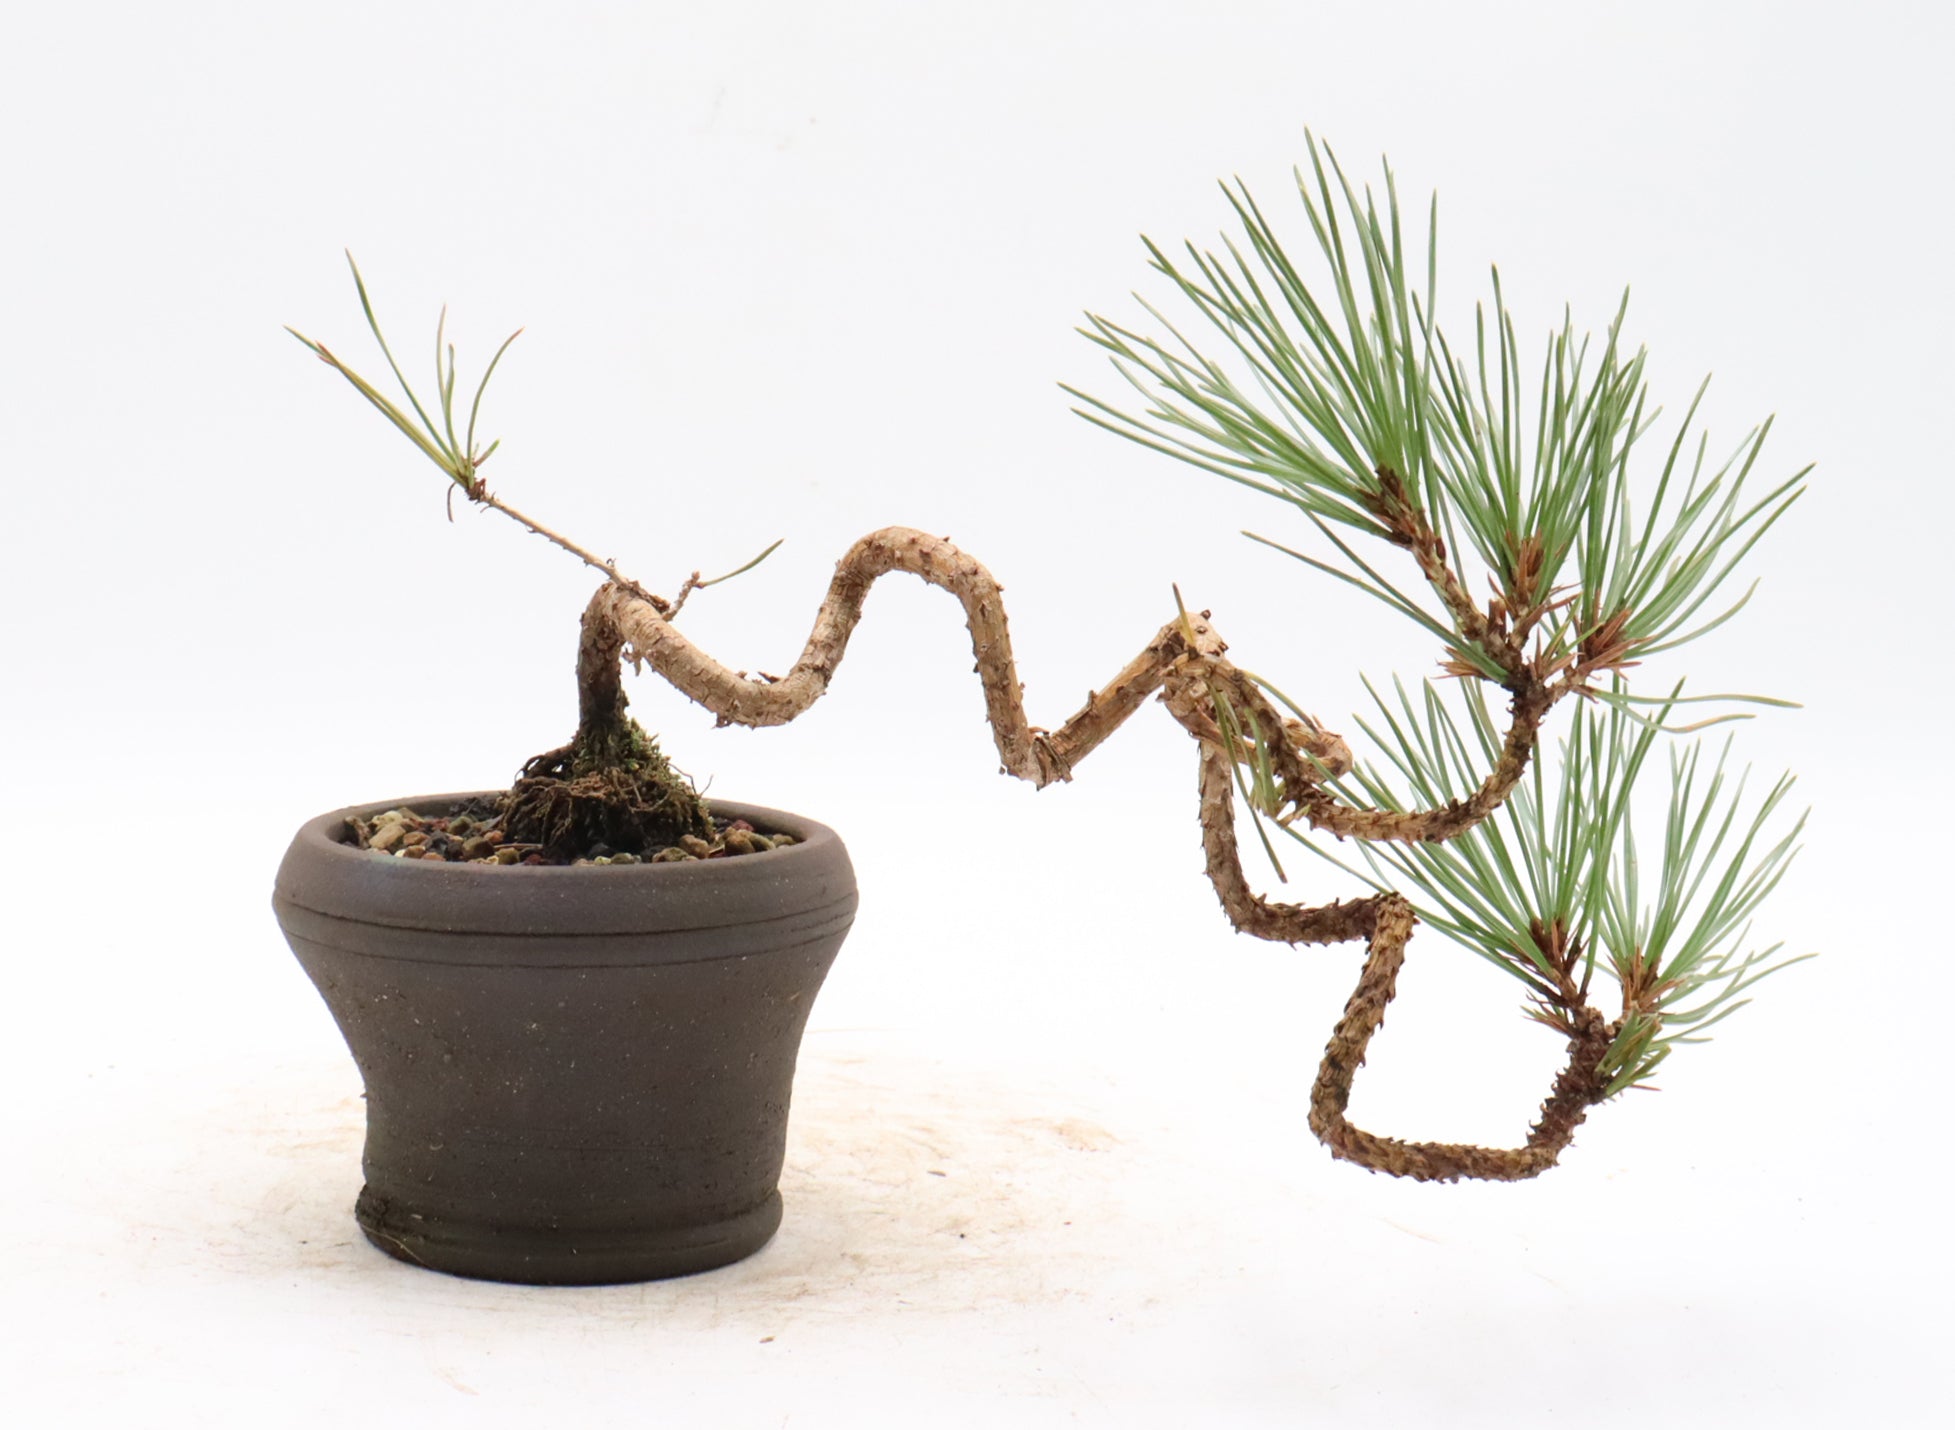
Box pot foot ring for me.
[354,1185,785,1285]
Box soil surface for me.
[341,795,791,867]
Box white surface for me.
[1,2,1946,1425]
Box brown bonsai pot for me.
[272,792,856,1285]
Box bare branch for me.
[569,525,1607,1181]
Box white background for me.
[2,2,1947,1425]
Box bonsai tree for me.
[289,138,1807,1183]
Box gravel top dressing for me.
[341,797,794,868]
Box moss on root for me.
[501,716,714,861]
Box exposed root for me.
[502,587,714,860]
[503,743,713,862]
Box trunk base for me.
[503,716,713,860]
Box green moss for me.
[502,716,714,860]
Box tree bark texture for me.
[580,526,1611,1179]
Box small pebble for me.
[360,801,791,867]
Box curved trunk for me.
[563,526,1606,1181]
[499,593,714,860]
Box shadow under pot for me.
[271,792,856,1286]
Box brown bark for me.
[1366,467,1524,675]
[577,589,630,732]
[498,588,713,859]
[572,524,1605,1179]
[593,527,1550,842]
[1304,894,1612,1182]
[1287,676,1556,843]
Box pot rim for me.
[273,791,854,936]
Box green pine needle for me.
[288,252,522,493]
[1278,676,1808,1090]
[1071,134,1807,683]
